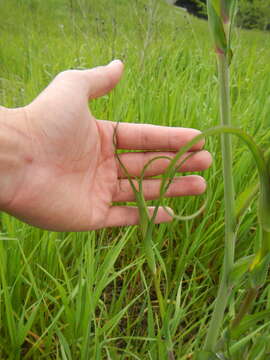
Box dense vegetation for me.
[0,0,270,358]
[175,0,270,30]
[238,0,270,30]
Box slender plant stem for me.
[204,53,236,351]
[230,287,258,330]
[154,270,165,320]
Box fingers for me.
[83,60,124,99]
[113,175,206,202]
[113,122,205,151]
[117,150,212,178]
[103,206,173,228]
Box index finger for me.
[112,122,205,151]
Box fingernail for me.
[109,59,123,66]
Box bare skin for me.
[0,60,212,231]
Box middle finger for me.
[116,150,212,178]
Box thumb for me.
[84,60,124,99]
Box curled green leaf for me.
[159,125,270,257]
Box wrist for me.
[0,106,29,211]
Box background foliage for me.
[175,0,270,30]
[237,0,270,30]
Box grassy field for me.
[1,0,270,359]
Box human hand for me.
[0,61,212,231]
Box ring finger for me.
[112,175,206,202]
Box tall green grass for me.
[0,0,270,358]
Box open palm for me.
[3,61,211,231]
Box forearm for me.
[0,106,28,210]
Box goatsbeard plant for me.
[202,0,237,354]
[195,0,270,358]
[115,0,270,357]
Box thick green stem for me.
[218,53,236,270]
[204,53,236,351]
